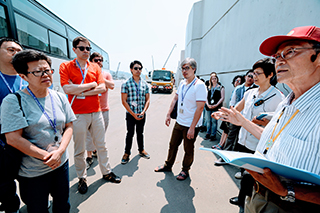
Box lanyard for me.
[0,72,23,93]
[210,85,218,99]
[181,77,197,106]
[134,79,141,101]
[26,87,58,139]
[263,108,299,154]
[75,60,88,84]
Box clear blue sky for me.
[38,0,199,74]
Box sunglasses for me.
[133,67,142,71]
[94,59,103,62]
[76,46,92,51]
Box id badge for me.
[76,96,85,99]
[210,99,215,105]
[131,101,138,107]
[179,107,184,114]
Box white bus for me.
[0,0,110,92]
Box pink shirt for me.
[99,71,113,111]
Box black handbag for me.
[0,93,24,180]
[170,101,178,119]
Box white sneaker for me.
[235,171,243,179]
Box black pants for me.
[125,113,146,155]
[0,132,20,212]
[223,123,241,151]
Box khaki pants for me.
[73,112,111,179]
[86,111,109,151]
[245,189,318,213]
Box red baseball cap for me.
[260,26,320,56]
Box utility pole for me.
[163,44,177,68]
[115,62,121,79]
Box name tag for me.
[131,101,138,107]
[77,96,85,99]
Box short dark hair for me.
[89,52,103,62]
[0,37,23,49]
[245,69,254,76]
[252,57,277,85]
[130,60,143,69]
[72,36,90,48]
[232,75,245,85]
[12,50,52,75]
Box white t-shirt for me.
[238,86,285,151]
[176,78,207,127]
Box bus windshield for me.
[152,70,171,81]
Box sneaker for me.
[235,171,243,179]
[121,154,130,164]
[139,150,150,159]
[86,157,93,170]
[92,150,97,157]
[78,178,88,194]
[205,134,210,140]
[214,158,227,166]
[103,172,121,183]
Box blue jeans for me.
[18,161,70,213]
[206,110,217,137]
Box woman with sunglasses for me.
[205,72,225,141]
[0,50,76,212]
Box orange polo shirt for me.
[59,59,104,114]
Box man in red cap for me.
[218,26,320,212]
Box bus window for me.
[67,28,81,59]
[15,13,49,52]
[12,0,66,36]
[49,31,68,57]
[101,51,110,69]
[0,5,8,37]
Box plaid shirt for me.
[121,77,149,114]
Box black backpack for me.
[0,93,24,180]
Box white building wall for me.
[185,0,320,104]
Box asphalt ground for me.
[12,80,242,213]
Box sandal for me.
[212,144,222,150]
[154,165,172,172]
[176,170,189,181]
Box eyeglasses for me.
[76,46,92,51]
[271,47,315,61]
[3,47,22,54]
[28,69,54,77]
[94,59,103,62]
[253,72,264,76]
[181,66,191,71]
[133,67,142,71]
[247,74,253,78]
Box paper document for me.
[200,148,320,185]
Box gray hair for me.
[181,57,197,72]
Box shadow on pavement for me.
[156,172,195,213]
[112,155,140,178]
[199,132,241,189]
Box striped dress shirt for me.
[256,82,320,176]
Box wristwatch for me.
[280,182,295,202]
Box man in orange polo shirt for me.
[59,36,121,194]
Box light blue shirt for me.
[256,82,320,176]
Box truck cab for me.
[150,69,174,94]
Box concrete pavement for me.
[17,80,242,213]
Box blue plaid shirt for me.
[121,77,149,114]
